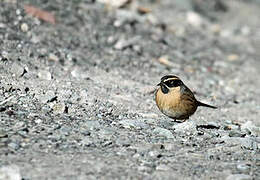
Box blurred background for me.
[0,0,259,179]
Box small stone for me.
[173,121,196,134]
[163,143,176,151]
[83,121,101,131]
[0,165,21,180]
[138,165,152,172]
[241,121,260,136]
[0,23,6,28]
[137,7,151,14]
[156,164,171,171]
[48,53,59,62]
[8,142,20,150]
[81,137,93,146]
[0,130,8,138]
[118,119,149,130]
[237,163,250,171]
[228,130,246,137]
[70,67,89,79]
[241,26,251,36]
[38,70,52,80]
[52,103,66,114]
[157,56,174,67]
[148,150,161,158]
[210,24,221,34]
[226,174,251,180]
[227,54,239,61]
[21,23,29,32]
[10,63,25,77]
[97,0,130,8]
[186,11,203,27]
[35,119,42,124]
[114,36,140,50]
[60,126,71,136]
[98,129,115,139]
[222,137,259,150]
[37,90,56,103]
[153,127,174,139]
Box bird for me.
[155,75,217,122]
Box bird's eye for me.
[164,79,182,87]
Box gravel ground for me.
[0,0,259,179]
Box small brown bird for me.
[155,75,217,122]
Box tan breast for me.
[155,87,197,119]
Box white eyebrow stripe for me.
[163,77,180,82]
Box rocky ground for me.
[0,0,259,179]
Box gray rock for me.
[38,70,52,80]
[52,102,66,114]
[226,174,252,180]
[228,130,246,137]
[156,164,171,171]
[0,165,21,180]
[222,136,259,150]
[114,36,141,50]
[10,63,25,77]
[36,90,56,103]
[20,23,29,32]
[59,126,71,136]
[8,142,20,151]
[173,121,196,134]
[236,163,250,171]
[98,128,115,139]
[118,119,149,130]
[148,150,161,158]
[81,137,93,146]
[241,121,260,136]
[82,121,101,131]
[153,127,174,139]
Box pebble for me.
[81,137,93,146]
[226,174,251,180]
[10,63,25,77]
[173,121,196,134]
[114,36,140,50]
[71,68,89,79]
[8,142,20,151]
[148,150,161,158]
[153,127,174,139]
[157,56,174,67]
[155,164,171,171]
[227,54,239,61]
[118,119,149,130]
[98,129,115,139]
[83,121,101,131]
[222,136,259,150]
[236,163,250,172]
[37,90,56,103]
[52,103,66,114]
[38,70,52,80]
[228,130,246,137]
[241,121,260,136]
[35,119,42,124]
[48,53,59,62]
[21,23,29,32]
[0,165,22,180]
[186,11,203,27]
[59,126,71,136]
[0,129,8,138]
[97,0,129,8]
[210,24,221,34]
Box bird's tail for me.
[197,101,217,109]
